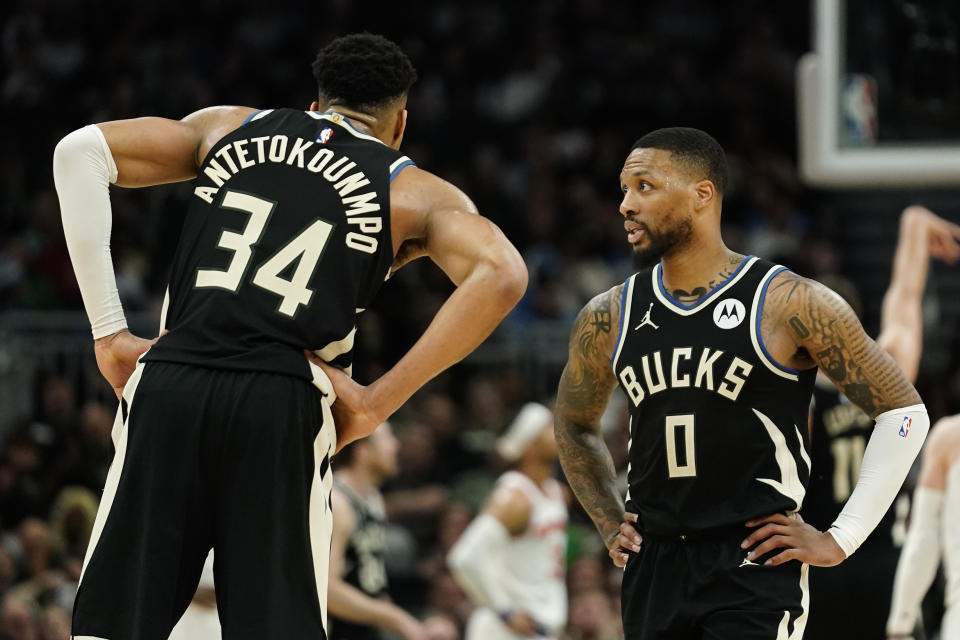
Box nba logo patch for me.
[898,416,912,438]
[317,127,334,144]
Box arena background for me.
[0,1,958,638]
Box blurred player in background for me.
[328,422,427,640]
[53,32,526,639]
[804,205,960,639]
[565,128,929,640]
[887,414,960,640]
[448,403,568,639]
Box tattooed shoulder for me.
[766,270,920,416]
[570,284,623,360]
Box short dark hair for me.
[311,33,417,112]
[631,127,728,195]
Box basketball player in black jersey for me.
[555,127,930,640]
[53,34,527,640]
[328,422,425,640]
[803,205,960,640]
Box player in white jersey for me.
[888,415,960,640]
[448,403,568,639]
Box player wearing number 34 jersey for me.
[53,34,526,640]
[555,128,929,640]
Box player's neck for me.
[323,104,377,137]
[659,237,739,301]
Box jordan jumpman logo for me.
[634,303,660,330]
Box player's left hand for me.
[304,350,384,453]
[740,512,846,567]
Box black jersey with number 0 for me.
[330,479,389,640]
[143,108,414,379]
[612,256,817,536]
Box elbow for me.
[489,250,529,311]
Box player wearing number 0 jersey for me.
[555,128,929,640]
[53,33,527,640]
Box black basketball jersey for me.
[330,479,388,640]
[803,380,907,549]
[612,256,817,536]
[143,108,414,379]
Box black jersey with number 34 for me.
[143,109,413,379]
[612,256,817,536]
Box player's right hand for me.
[608,512,642,568]
[906,205,960,263]
[94,329,157,399]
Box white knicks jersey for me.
[489,471,569,633]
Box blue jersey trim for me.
[610,277,631,366]
[240,109,263,126]
[389,161,416,182]
[656,254,753,310]
[756,266,802,374]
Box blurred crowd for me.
[0,0,958,638]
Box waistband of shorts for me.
[639,522,751,543]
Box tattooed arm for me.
[768,271,920,416]
[555,286,624,548]
[743,270,929,563]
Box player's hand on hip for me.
[608,512,642,568]
[303,351,383,452]
[501,610,541,637]
[741,512,845,567]
[93,329,157,399]
[394,613,429,640]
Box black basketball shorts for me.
[621,529,809,640]
[71,360,337,640]
[804,542,900,640]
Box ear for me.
[693,180,717,211]
[309,100,321,112]
[390,108,408,150]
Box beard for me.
[632,216,694,269]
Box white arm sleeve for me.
[53,124,126,339]
[886,487,943,636]
[446,514,512,612]
[828,404,929,557]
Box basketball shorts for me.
[72,360,336,640]
[805,542,900,640]
[621,528,808,640]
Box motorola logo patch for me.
[713,299,746,329]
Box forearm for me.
[555,411,624,546]
[447,514,513,611]
[368,260,524,419]
[828,404,929,556]
[327,578,412,632]
[53,125,126,338]
[885,207,932,307]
